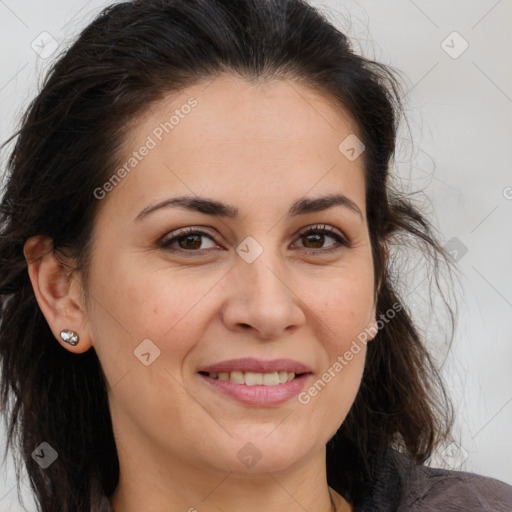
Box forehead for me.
[98,74,367,223]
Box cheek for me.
[307,271,375,349]
[299,281,371,429]
[88,254,219,361]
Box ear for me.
[23,235,93,353]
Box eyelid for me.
[296,224,348,242]
[293,224,352,252]
[159,226,220,250]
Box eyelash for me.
[159,224,351,256]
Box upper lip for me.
[198,358,313,374]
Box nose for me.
[220,248,306,340]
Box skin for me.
[24,73,381,512]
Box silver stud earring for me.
[59,329,79,346]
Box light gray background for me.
[0,0,511,509]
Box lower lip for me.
[198,373,312,406]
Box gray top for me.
[353,448,512,511]
[91,448,512,511]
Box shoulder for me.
[392,449,512,512]
[354,447,512,512]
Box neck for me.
[109,441,351,512]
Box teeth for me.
[244,372,263,386]
[230,371,244,384]
[262,372,280,386]
[278,371,288,384]
[207,370,297,385]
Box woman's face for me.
[84,74,377,476]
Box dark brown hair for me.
[0,0,457,510]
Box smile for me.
[199,370,300,386]
[198,371,312,407]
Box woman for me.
[0,0,511,511]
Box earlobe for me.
[23,235,92,353]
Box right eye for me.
[159,227,221,254]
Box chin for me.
[220,435,317,474]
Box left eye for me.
[293,225,348,252]
[160,224,349,254]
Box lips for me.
[197,357,314,406]
[197,357,313,374]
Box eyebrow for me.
[134,193,364,222]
